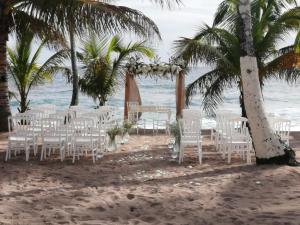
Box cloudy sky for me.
[117,0,298,61]
[117,0,223,60]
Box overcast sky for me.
[117,0,223,60]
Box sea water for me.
[9,67,300,130]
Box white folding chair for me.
[32,104,56,116]
[224,117,253,164]
[272,118,291,145]
[127,102,144,134]
[71,118,99,163]
[40,118,65,161]
[178,118,202,164]
[6,114,37,161]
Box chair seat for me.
[43,137,66,143]
[74,137,99,143]
[9,136,34,142]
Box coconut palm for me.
[175,0,300,116]
[0,0,177,131]
[237,0,299,165]
[8,31,70,113]
[78,35,154,107]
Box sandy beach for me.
[0,131,300,225]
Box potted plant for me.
[107,125,121,151]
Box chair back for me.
[226,117,250,140]
[179,118,202,140]
[41,118,63,134]
[33,104,56,115]
[8,114,36,135]
[182,109,201,120]
[272,118,291,141]
[72,117,94,136]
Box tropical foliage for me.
[7,31,70,113]
[77,35,154,107]
[175,0,300,116]
[0,0,174,131]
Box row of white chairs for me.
[211,112,254,164]
[6,106,117,163]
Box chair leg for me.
[246,151,251,164]
[33,144,37,156]
[72,146,76,163]
[40,146,45,161]
[179,144,183,164]
[5,144,10,161]
[25,146,29,162]
[228,148,232,164]
[198,145,202,165]
[92,150,96,164]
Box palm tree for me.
[51,1,163,107]
[175,0,300,116]
[237,0,299,165]
[0,0,179,131]
[8,31,70,113]
[78,35,154,107]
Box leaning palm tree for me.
[175,0,300,165]
[78,35,154,107]
[8,31,70,113]
[0,0,179,131]
[237,0,299,165]
[175,0,300,116]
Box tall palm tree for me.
[8,31,70,113]
[78,35,154,107]
[0,0,179,131]
[237,0,299,165]
[175,0,300,116]
[50,1,162,107]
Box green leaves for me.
[78,34,154,107]
[7,30,69,112]
[175,0,300,116]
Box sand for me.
[0,131,300,225]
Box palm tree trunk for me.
[0,4,12,132]
[69,23,79,106]
[238,0,298,165]
[20,93,27,113]
[238,81,247,118]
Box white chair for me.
[71,118,99,163]
[213,111,239,153]
[178,118,202,164]
[40,118,65,161]
[6,114,37,161]
[127,102,144,134]
[153,111,170,135]
[33,104,56,116]
[69,105,89,118]
[272,118,291,145]
[224,117,253,164]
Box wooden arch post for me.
[176,70,185,118]
[124,71,142,119]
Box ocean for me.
[9,67,300,130]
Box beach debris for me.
[255,181,262,185]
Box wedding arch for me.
[123,58,185,118]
